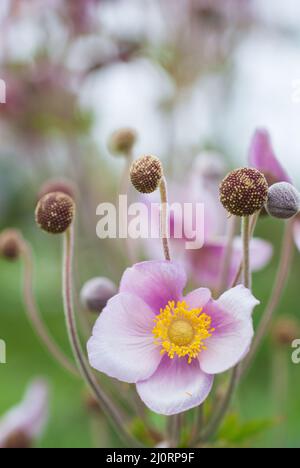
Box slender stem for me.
[19,240,78,377]
[199,368,240,442]
[218,216,237,295]
[197,215,254,444]
[242,216,251,289]
[190,404,204,445]
[240,219,294,377]
[159,177,171,261]
[232,211,260,287]
[63,226,142,448]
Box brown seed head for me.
[272,317,300,347]
[0,229,23,261]
[219,167,268,217]
[3,430,32,449]
[35,192,75,234]
[109,128,137,155]
[130,155,163,194]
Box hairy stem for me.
[242,216,251,289]
[63,226,142,448]
[20,239,78,377]
[218,215,237,295]
[159,177,171,261]
[240,219,294,377]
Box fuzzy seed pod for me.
[130,155,163,194]
[80,277,117,313]
[109,128,137,155]
[0,229,23,261]
[38,178,76,201]
[265,182,300,220]
[220,168,268,217]
[35,192,75,234]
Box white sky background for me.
[2,0,300,182]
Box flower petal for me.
[136,356,214,416]
[87,293,162,383]
[249,129,291,184]
[184,288,212,309]
[199,285,259,374]
[120,261,187,312]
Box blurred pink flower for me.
[88,260,258,415]
[0,379,49,448]
[249,128,300,252]
[248,129,292,185]
[142,153,272,290]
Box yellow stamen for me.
[152,301,215,364]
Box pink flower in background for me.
[0,379,49,448]
[248,129,292,185]
[88,261,258,415]
[142,152,272,290]
[249,128,300,252]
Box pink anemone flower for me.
[249,128,300,252]
[87,261,259,415]
[0,379,49,448]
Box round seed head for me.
[80,277,117,313]
[220,167,268,217]
[109,128,137,155]
[130,155,163,194]
[0,229,23,261]
[35,192,75,234]
[265,182,300,219]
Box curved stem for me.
[159,177,171,261]
[63,226,142,448]
[19,240,78,377]
[240,219,294,377]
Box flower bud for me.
[265,182,300,220]
[130,155,163,194]
[109,128,137,155]
[0,229,23,261]
[35,192,75,234]
[38,178,76,201]
[219,167,268,217]
[80,277,117,313]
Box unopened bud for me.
[130,155,163,194]
[265,182,300,219]
[0,229,23,261]
[80,277,117,313]
[35,192,75,235]
[220,168,268,217]
[109,128,137,155]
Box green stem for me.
[242,216,251,289]
[159,177,171,261]
[63,226,142,448]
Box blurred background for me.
[0,0,300,448]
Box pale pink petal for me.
[199,286,259,374]
[184,288,212,309]
[120,261,187,312]
[249,129,291,184]
[87,293,162,383]
[137,356,214,416]
[0,379,49,448]
[186,237,272,290]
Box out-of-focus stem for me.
[242,216,251,289]
[20,239,78,377]
[218,216,237,295]
[159,177,171,261]
[63,226,142,448]
[240,219,294,377]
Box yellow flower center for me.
[152,301,215,364]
